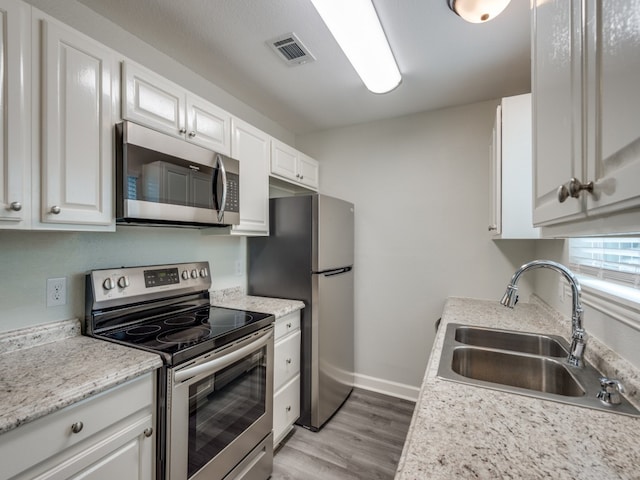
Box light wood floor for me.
[271,388,415,480]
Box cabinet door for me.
[40,19,114,227]
[489,105,501,236]
[0,0,30,229]
[186,93,231,155]
[298,153,319,190]
[532,0,585,226]
[270,139,299,182]
[122,61,186,138]
[231,118,269,235]
[585,0,640,215]
[31,415,154,480]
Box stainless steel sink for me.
[451,347,584,396]
[437,323,640,417]
[454,325,567,357]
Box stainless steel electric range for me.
[84,261,274,480]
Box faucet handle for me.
[597,377,625,405]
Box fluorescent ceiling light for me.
[447,0,512,23]
[310,0,401,94]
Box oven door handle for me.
[174,330,272,384]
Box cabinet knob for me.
[286,358,292,364]
[188,131,196,138]
[488,225,497,231]
[286,405,291,412]
[50,205,61,215]
[70,421,84,434]
[9,201,22,212]
[144,427,154,437]
[179,128,187,134]
[557,178,594,203]
[287,322,292,328]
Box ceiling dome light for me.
[447,0,512,23]
[310,0,401,94]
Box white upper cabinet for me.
[298,153,319,190]
[490,94,539,239]
[35,11,116,229]
[270,139,319,191]
[230,117,270,235]
[122,61,231,155]
[122,61,185,138]
[0,0,30,229]
[532,0,640,235]
[584,0,640,217]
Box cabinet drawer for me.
[0,373,154,480]
[273,375,300,447]
[274,329,301,391]
[274,311,300,341]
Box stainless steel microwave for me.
[115,121,240,227]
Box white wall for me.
[0,228,246,332]
[297,100,538,399]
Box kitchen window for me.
[569,238,640,328]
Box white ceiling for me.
[77,0,531,135]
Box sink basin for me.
[437,323,640,417]
[454,325,567,357]
[451,347,584,396]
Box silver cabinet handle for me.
[143,427,153,437]
[287,322,292,328]
[286,358,292,364]
[9,201,22,211]
[70,421,83,434]
[557,178,594,203]
[188,131,196,138]
[50,205,61,214]
[179,128,187,134]
[488,225,497,231]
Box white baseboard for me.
[353,373,420,403]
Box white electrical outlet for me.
[47,277,67,307]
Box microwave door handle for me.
[174,329,272,383]
[216,154,228,223]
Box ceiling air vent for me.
[268,33,316,66]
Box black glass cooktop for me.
[96,305,274,366]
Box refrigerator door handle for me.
[313,266,353,277]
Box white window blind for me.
[569,237,640,289]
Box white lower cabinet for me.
[273,310,301,448]
[0,373,155,480]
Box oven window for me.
[187,346,267,477]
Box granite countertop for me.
[395,297,640,480]
[0,319,162,435]
[210,289,305,319]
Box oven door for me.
[168,326,273,480]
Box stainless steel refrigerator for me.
[248,194,354,431]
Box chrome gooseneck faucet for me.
[500,260,586,367]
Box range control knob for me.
[199,268,208,278]
[117,276,130,289]
[103,277,116,290]
[181,270,190,280]
[191,269,198,279]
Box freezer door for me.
[316,195,354,271]
[312,266,354,428]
